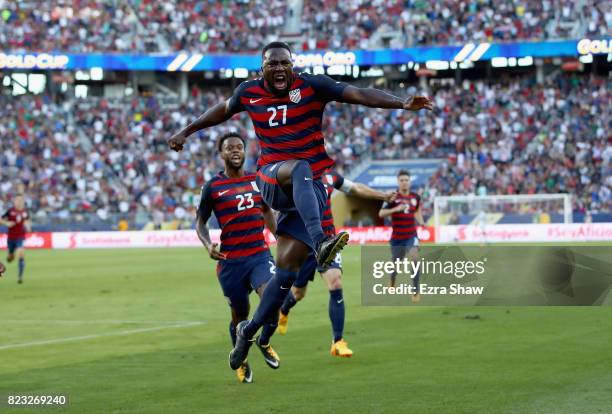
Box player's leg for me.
[276,160,349,266]
[279,252,317,334]
[230,235,310,370]
[0,260,5,277]
[408,238,421,302]
[389,244,407,287]
[321,254,353,357]
[15,241,25,283]
[218,261,254,382]
[6,240,15,263]
[251,256,281,369]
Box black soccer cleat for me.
[315,232,350,267]
[229,320,254,370]
[255,336,280,369]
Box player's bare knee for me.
[324,269,343,290]
[292,287,306,301]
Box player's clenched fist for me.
[207,243,227,261]
[403,95,433,111]
[167,132,187,152]
[385,191,398,203]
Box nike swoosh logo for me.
[280,286,289,290]
[218,190,229,196]
[337,299,344,304]
[250,98,263,104]
[305,177,312,181]
[265,358,279,368]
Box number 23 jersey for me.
[198,172,269,260]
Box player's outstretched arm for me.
[340,85,433,111]
[167,100,236,152]
[348,183,397,202]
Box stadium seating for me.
[1,75,609,228]
[1,1,609,53]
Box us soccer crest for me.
[289,88,301,103]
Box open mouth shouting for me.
[273,72,288,91]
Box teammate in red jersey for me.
[379,170,425,301]
[278,169,396,357]
[168,41,433,369]
[196,132,281,383]
[1,194,31,284]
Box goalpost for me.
[433,194,573,242]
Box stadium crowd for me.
[2,0,609,53]
[301,0,611,50]
[1,75,610,223]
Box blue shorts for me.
[7,238,24,255]
[216,251,276,314]
[390,237,419,259]
[257,162,327,250]
[294,251,343,288]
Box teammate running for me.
[196,132,280,383]
[1,194,30,284]
[168,41,433,370]
[279,169,395,357]
[378,170,425,301]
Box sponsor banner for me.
[439,223,612,243]
[0,232,52,249]
[2,38,608,71]
[49,227,433,249]
[51,230,221,249]
[338,226,435,244]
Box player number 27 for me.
[236,193,254,211]
[267,105,287,127]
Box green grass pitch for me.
[1,246,611,413]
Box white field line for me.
[0,321,205,351]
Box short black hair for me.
[217,132,246,152]
[397,169,410,177]
[262,41,292,58]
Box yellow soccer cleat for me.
[330,339,353,358]
[236,360,253,383]
[255,336,280,369]
[278,311,289,335]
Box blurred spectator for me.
[1,74,610,226]
[1,1,608,53]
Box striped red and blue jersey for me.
[383,192,421,241]
[321,170,345,236]
[227,73,348,179]
[3,208,29,240]
[198,172,269,260]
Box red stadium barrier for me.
[0,232,53,249]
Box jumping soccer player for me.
[379,170,425,301]
[167,41,433,370]
[279,169,395,357]
[196,132,280,383]
[1,194,30,284]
